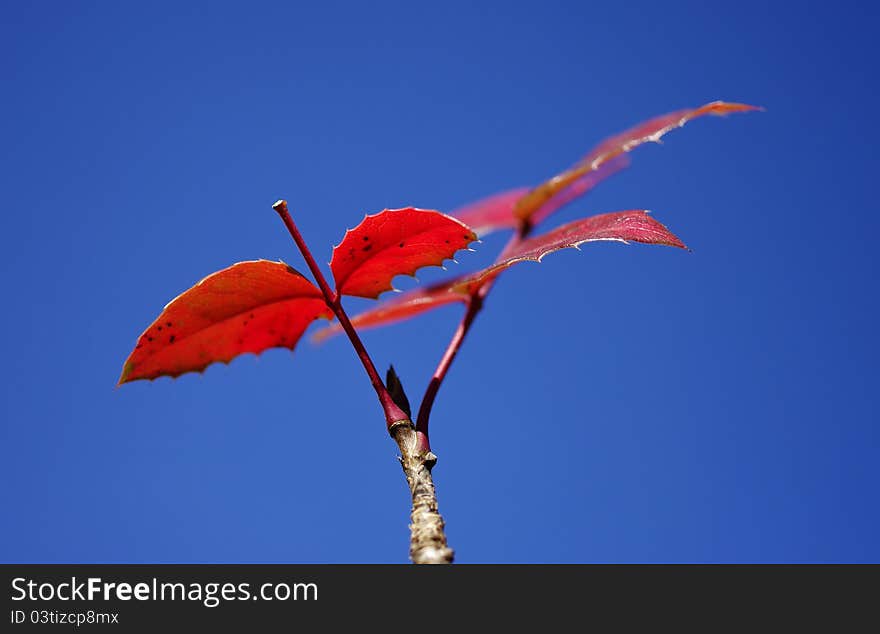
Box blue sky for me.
[2,1,877,562]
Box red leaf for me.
[313,281,468,341]
[452,211,687,294]
[513,101,760,221]
[583,101,760,166]
[330,207,478,299]
[119,260,332,384]
[320,211,685,336]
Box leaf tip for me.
[700,101,765,118]
[117,361,135,386]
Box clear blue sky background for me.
[2,1,877,563]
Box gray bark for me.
[389,420,454,564]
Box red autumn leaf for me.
[582,101,760,166]
[118,260,332,384]
[319,210,685,337]
[513,101,760,221]
[451,155,629,238]
[330,207,478,299]
[452,210,687,294]
[313,280,468,341]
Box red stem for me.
[415,221,533,444]
[273,200,408,426]
[415,294,483,439]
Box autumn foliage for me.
[120,101,758,385]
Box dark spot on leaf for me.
[157,326,163,331]
[169,335,175,343]
[363,236,369,241]
[399,242,404,248]
[445,240,450,244]
[147,336,153,342]
[166,321,172,327]
[363,244,373,252]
